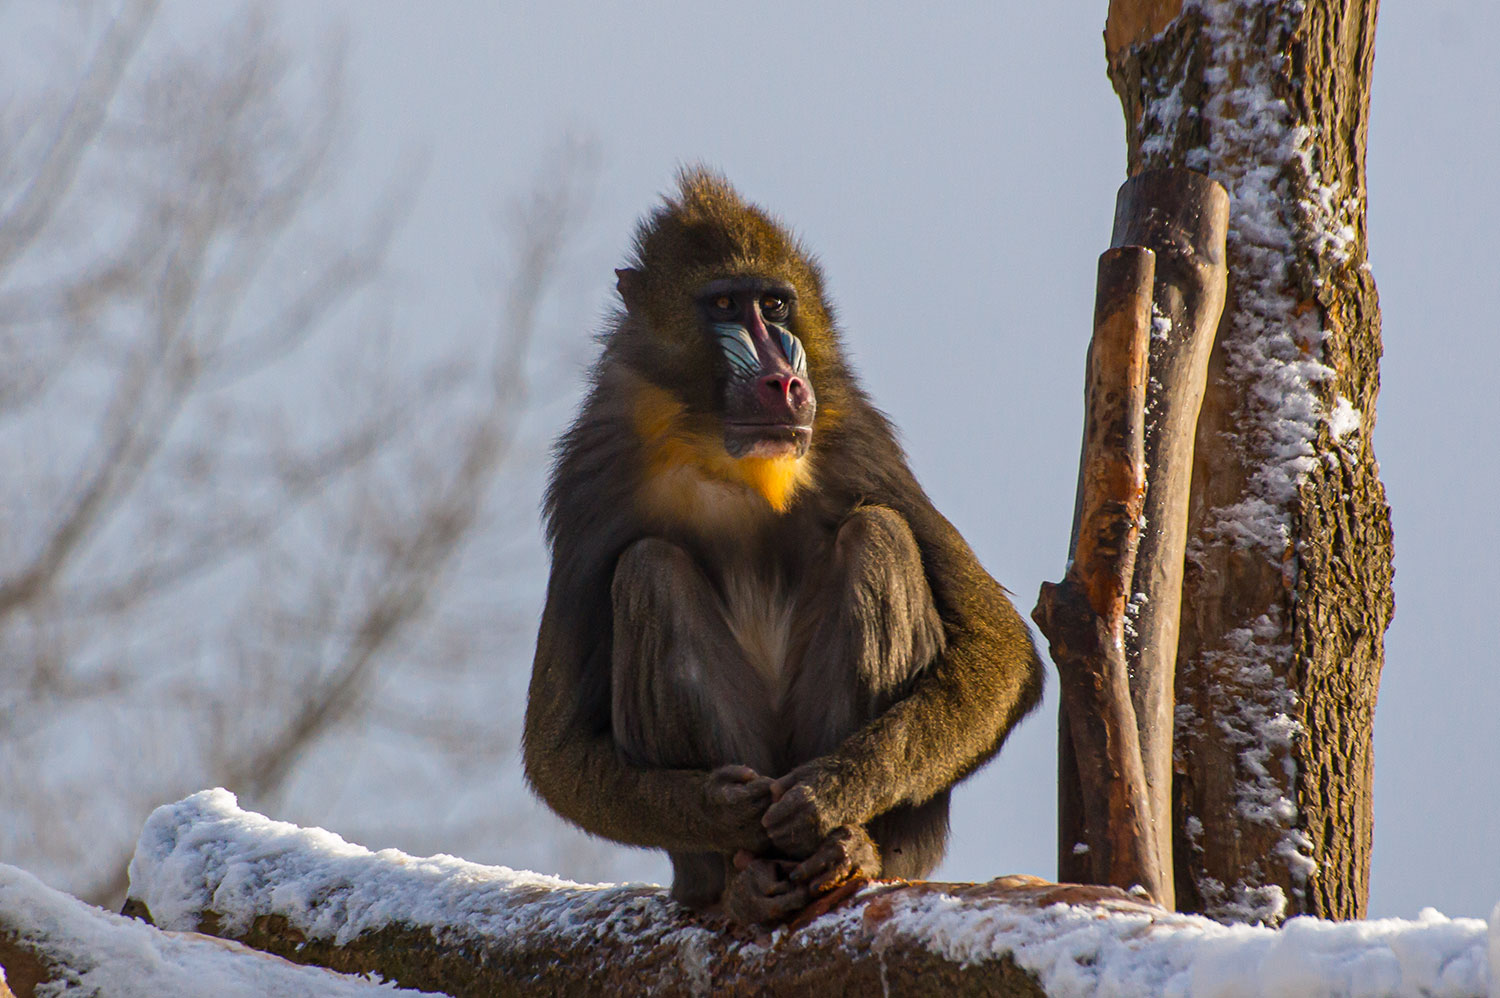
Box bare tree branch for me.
[62,417,401,616]
[0,5,595,916]
[228,143,598,807]
[0,0,157,276]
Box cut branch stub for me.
[1111,167,1229,913]
[1034,246,1163,903]
[1071,251,1152,618]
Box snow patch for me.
[1139,75,1191,162]
[0,863,436,996]
[1330,394,1362,442]
[1151,307,1174,341]
[130,788,652,950]
[869,889,1491,998]
[1124,590,1149,644]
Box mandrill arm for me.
[523,596,774,857]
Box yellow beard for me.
[631,381,813,518]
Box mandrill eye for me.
[712,294,734,314]
[760,295,789,321]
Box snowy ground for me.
[110,790,1498,997]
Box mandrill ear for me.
[615,268,645,311]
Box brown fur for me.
[522,170,1043,922]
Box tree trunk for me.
[1104,0,1392,922]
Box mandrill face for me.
[698,276,817,460]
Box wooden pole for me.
[1112,168,1229,912]
[1034,246,1163,903]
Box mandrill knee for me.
[829,506,945,676]
[613,537,698,601]
[610,537,713,637]
[834,505,922,570]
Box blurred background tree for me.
[0,1,600,908]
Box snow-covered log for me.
[111,791,1494,997]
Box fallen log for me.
[123,792,1079,997]
[110,791,1491,998]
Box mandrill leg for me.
[777,506,952,880]
[785,504,947,755]
[610,537,777,909]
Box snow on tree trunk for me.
[1104,0,1392,923]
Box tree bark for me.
[1104,0,1392,923]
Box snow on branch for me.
[0,863,436,997]
[106,791,1496,997]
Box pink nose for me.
[759,374,809,411]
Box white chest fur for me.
[718,565,796,698]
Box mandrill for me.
[523,170,1042,925]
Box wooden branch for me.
[105,791,1193,997]
[1111,168,1230,912]
[122,882,1092,998]
[1034,246,1164,903]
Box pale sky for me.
[102,1,1500,920]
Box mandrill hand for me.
[721,825,880,927]
[721,852,811,926]
[705,764,776,853]
[762,763,838,857]
[788,825,880,893]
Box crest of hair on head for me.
[627,167,829,328]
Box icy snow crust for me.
[129,788,640,947]
[124,791,1497,997]
[0,862,437,997]
[894,893,1491,998]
